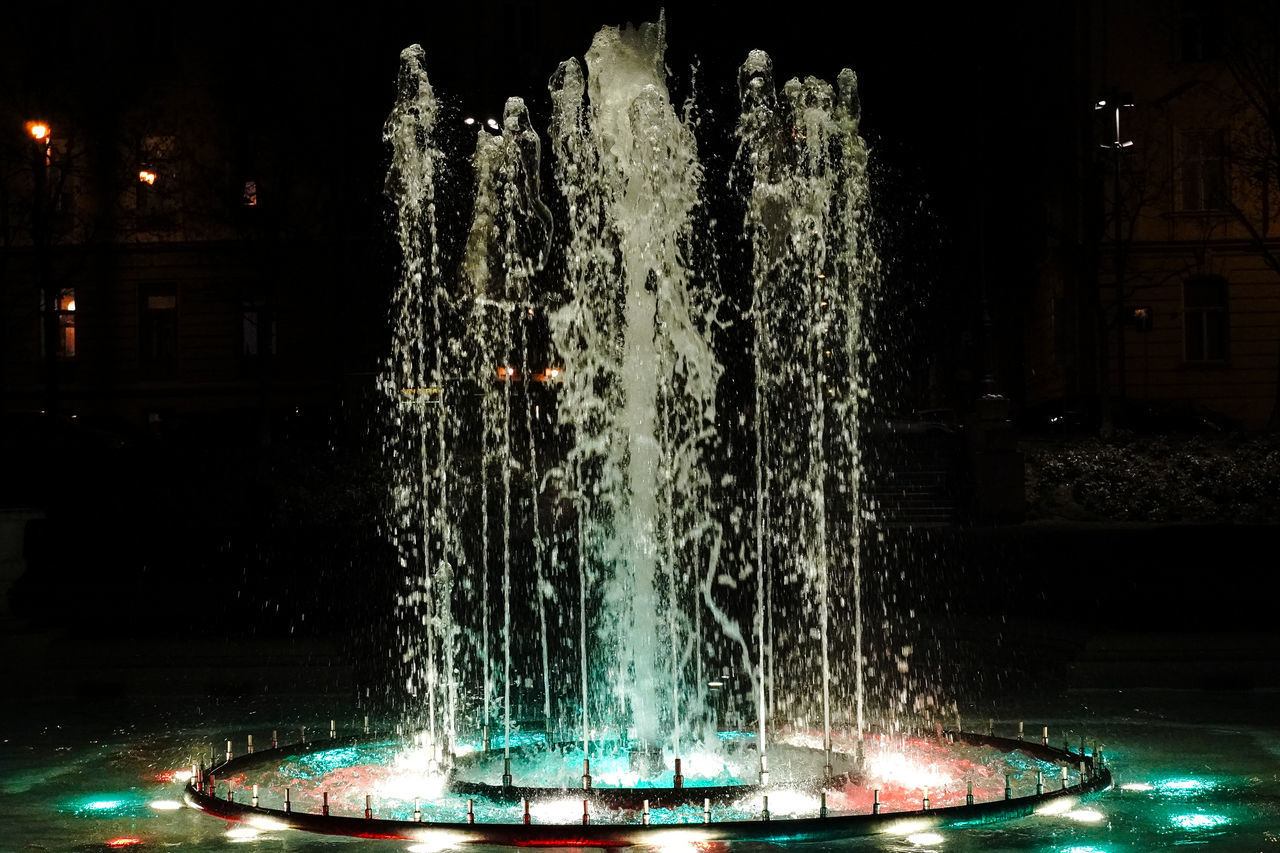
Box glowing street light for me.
[26,121,52,166]
[1096,89,1135,410]
[463,116,501,133]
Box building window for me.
[44,288,76,359]
[242,179,258,207]
[139,284,178,376]
[1178,0,1224,61]
[242,299,276,358]
[1180,130,1227,211]
[1183,275,1228,363]
[137,134,180,230]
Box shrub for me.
[1024,432,1280,523]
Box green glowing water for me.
[4,690,1277,851]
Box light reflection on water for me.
[2,690,1276,852]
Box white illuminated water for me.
[381,14,882,781]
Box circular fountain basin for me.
[184,726,1113,844]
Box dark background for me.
[3,2,1274,708]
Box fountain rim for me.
[184,727,1114,844]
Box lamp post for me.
[1095,92,1134,420]
[26,120,59,414]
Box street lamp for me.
[26,120,52,165]
[25,119,60,410]
[1094,95,1135,151]
[463,116,501,132]
[1095,91,1134,414]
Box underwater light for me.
[407,843,458,853]
[1119,782,1153,791]
[1170,812,1229,830]
[739,789,815,817]
[71,793,150,819]
[1157,778,1212,794]
[1034,796,1077,816]
[378,762,450,801]
[225,826,261,841]
[1063,808,1106,823]
[650,829,711,852]
[407,828,471,850]
[529,797,591,824]
[867,751,949,789]
[905,831,945,846]
[246,814,291,831]
[881,817,938,836]
[148,799,182,810]
[86,800,123,811]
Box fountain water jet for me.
[384,11,879,793]
[183,15,1113,843]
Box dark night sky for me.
[4,0,1076,402]
[7,0,1053,200]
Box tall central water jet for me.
[549,16,720,753]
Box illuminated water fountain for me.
[184,16,1111,843]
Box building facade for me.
[1028,0,1280,430]
[0,26,382,441]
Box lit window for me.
[45,288,76,359]
[1183,275,1227,362]
[1180,130,1227,211]
[242,179,258,207]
